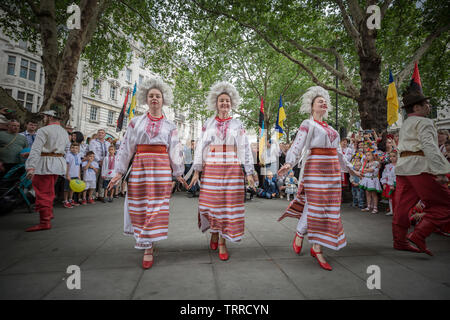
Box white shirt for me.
[25,124,70,175]
[380,163,396,186]
[65,152,81,178]
[286,119,353,172]
[82,160,99,182]
[89,139,111,164]
[341,147,353,173]
[192,116,254,175]
[396,115,450,176]
[115,113,184,177]
[102,155,116,179]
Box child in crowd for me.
[284,170,298,201]
[259,171,279,199]
[81,151,99,204]
[101,145,116,202]
[381,150,397,216]
[359,151,382,213]
[245,172,259,201]
[63,143,82,208]
[352,141,365,165]
[350,160,365,209]
[340,138,353,188]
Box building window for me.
[29,62,37,81]
[107,110,115,125]
[93,79,100,95]
[26,93,34,111]
[126,69,132,82]
[139,75,144,85]
[110,85,116,100]
[17,91,25,107]
[20,58,29,79]
[7,56,16,75]
[39,67,44,85]
[90,105,98,121]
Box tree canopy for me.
[0,0,448,131]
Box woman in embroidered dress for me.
[278,86,360,271]
[108,77,187,269]
[188,81,255,261]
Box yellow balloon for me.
[70,179,86,193]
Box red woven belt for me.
[310,148,337,156]
[136,144,167,154]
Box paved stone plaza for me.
[1,193,449,300]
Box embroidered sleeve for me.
[193,120,212,172]
[417,120,450,175]
[25,129,46,170]
[168,126,185,177]
[236,121,254,175]
[115,119,137,175]
[285,120,310,167]
[337,136,354,172]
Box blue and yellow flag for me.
[128,82,137,121]
[258,97,266,165]
[386,70,399,126]
[275,95,286,139]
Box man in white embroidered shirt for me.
[88,128,110,201]
[25,104,70,232]
[392,85,450,256]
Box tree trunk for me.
[356,16,386,131]
[38,0,108,124]
[357,55,386,130]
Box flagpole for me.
[335,56,339,130]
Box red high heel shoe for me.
[142,250,154,269]
[218,243,229,261]
[310,247,332,271]
[292,234,303,254]
[210,235,218,250]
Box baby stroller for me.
[0,163,34,214]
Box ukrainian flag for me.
[386,70,399,126]
[128,82,137,120]
[275,95,286,139]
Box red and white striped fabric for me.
[198,145,245,242]
[279,148,347,250]
[124,145,173,249]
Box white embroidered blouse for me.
[380,163,396,186]
[115,113,184,177]
[193,116,254,175]
[286,119,353,172]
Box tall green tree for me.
[172,0,449,130]
[0,0,178,123]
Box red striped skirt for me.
[279,148,346,250]
[198,145,245,242]
[124,145,173,249]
